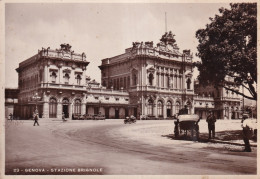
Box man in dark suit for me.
[179,105,188,115]
[206,111,216,139]
[33,112,39,126]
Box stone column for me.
[57,102,62,119]
[58,67,62,84]
[158,73,161,87]
[42,102,49,118]
[172,104,175,116]
[81,103,86,115]
[69,104,73,120]
[42,93,49,118]
[228,107,231,120]
[154,103,157,118]
[44,65,48,83]
[163,103,167,119]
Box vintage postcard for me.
[1,0,258,179]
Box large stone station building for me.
[12,32,241,120]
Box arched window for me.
[167,101,172,117]
[132,73,137,86]
[74,99,81,115]
[175,101,180,114]
[51,72,57,83]
[64,73,70,84]
[149,73,153,86]
[157,101,163,117]
[76,74,81,85]
[147,99,153,116]
[49,98,57,118]
[186,78,191,89]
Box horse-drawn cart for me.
[174,114,200,140]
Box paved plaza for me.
[5,119,257,175]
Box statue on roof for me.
[160,31,176,45]
[60,43,72,52]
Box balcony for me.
[129,85,194,94]
[39,83,86,91]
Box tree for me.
[195,3,257,100]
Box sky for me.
[5,3,231,88]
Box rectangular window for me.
[157,74,159,87]
[124,77,126,89]
[161,75,164,87]
[175,76,177,88]
[127,76,130,88]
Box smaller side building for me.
[5,88,19,119]
[194,79,242,119]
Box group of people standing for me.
[176,105,253,152]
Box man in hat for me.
[33,112,39,126]
[206,110,216,139]
[241,114,252,152]
[179,105,188,115]
[62,112,66,122]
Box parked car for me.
[93,114,105,120]
[72,113,84,120]
[140,115,149,120]
[83,114,94,120]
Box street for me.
[5,119,257,175]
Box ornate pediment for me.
[147,65,155,73]
[132,41,154,49]
[60,43,72,52]
[156,31,182,56]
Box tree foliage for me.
[195,3,257,100]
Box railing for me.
[40,49,87,61]
[87,88,129,95]
[40,83,87,90]
[128,85,194,94]
[131,47,192,63]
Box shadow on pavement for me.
[162,130,257,147]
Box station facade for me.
[13,32,241,120]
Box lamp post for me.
[206,103,208,117]
[32,92,41,113]
[99,99,102,114]
[224,103,227,119]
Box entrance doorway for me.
[94,107,99,115]
[62,105,69,118]
[134,108,137,118]
[125,108,129,118]
[62,98,70,118]
[115,108,119,119]
[105,107,109,119]
[167,109,171,117]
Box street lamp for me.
[206,103,208,117]
[224,103,227,119]
[32,92,41,113]
[99,99,102,114]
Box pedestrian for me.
[206,111,216,139]
[8,113,13,121]
[241,114,252,152]
[178,105,188,115]
[62,112,66,122]
[33,112,39,126]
